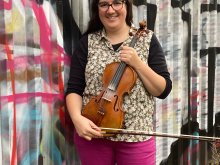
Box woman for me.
[66,0,172,164]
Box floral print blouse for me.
[83,28,155,142]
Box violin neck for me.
[108,34,139,91]
[129,35,138,47]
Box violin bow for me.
[100,127,220,142]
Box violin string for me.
[115,63,125,89]
[108,66,119,90]
[103,89,111,102]
[115,63,125,83]
[109,62,126,90]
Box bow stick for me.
[100,127,220,142]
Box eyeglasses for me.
[98,1,125,12]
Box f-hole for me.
[114,95,119,112]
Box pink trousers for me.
[74,132,156,165]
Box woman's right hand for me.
[73,115,103,141]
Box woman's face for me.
[98,0,127,32]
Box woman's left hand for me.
[119,46,142,69]
[119,46,166,97]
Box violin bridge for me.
[102,97,112,102]
[102,87,115,102]
[98,108,105,116]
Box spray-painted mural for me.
[0,0,219,165]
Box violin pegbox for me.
[129,20,148,37]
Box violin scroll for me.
[129,20,148,36]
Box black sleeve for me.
[65,35,88,97]
[148,34,172,99]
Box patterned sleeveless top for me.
[83,28,155,142]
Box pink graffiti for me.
[0,0,12,10]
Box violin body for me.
[82,62,137,130]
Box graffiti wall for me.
[0,0,219,164]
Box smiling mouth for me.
[107,15,118,20]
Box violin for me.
[82,21,147,135]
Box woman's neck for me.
[105,24,130,45]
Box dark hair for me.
[84,0,133,35]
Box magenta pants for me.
[74,132,156,165]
